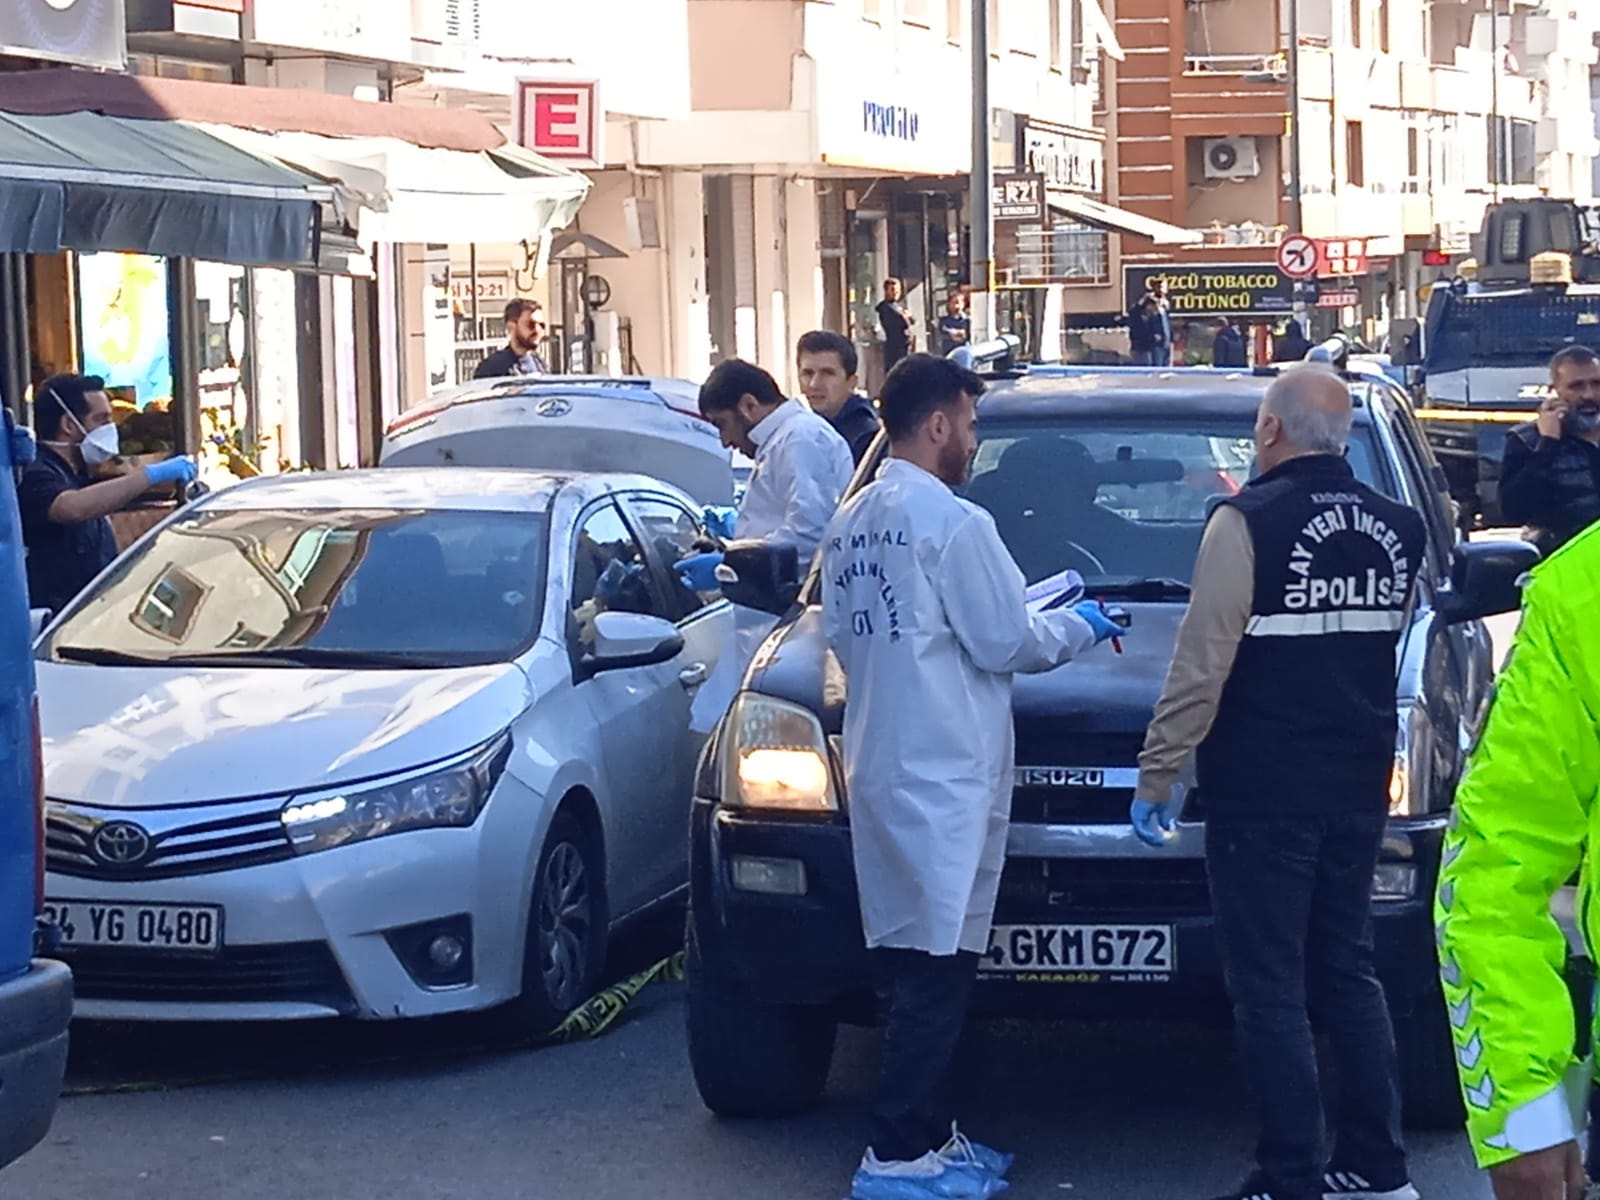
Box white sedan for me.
[36,467,729,1028]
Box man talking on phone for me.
[1500,345,1600,556]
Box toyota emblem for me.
[91,821,152,867]
[534,397,572,418]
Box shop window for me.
[1013,223,1109,285]
[1345,121,1365,188]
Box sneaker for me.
[1322,1169,1420,1200]
[1206,1176,1318,1200]
[937,1122,1015,1179]
[847,1150,1009,1200]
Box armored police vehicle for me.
[685,365,1534,1131]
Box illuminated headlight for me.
[1388,704,1433,818]
[281,735,511,855]
[721,694,840,812]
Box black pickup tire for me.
[685,914,837,1117]
[1394,989,1467,1130]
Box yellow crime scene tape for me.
[60,949,687,1098]
[1412,408,1533,423]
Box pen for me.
[1098,598,1123,654]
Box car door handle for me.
[679,663,709,689]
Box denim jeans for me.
[869,949,981,1163]
[1206,810,1409,1200]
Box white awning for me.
[202,125,590,248]
[1080,0,1125,62]
[1046,189,1202,246]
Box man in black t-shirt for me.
[18,374,196,614]
[474,299,550,378]
[876,279,914,372]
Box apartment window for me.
[1378,0,1390,53]
[1345,121,1365,187]
[863,0,882,23]
[904,0,931,26]
[987,0,998,49]
[1349,0,1361,48]
[947,0,963,41]
[1049,0,1062,70]
[1069,0,1085,78]
[1490,116,1538,187]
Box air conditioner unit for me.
[1203,137,1261,179]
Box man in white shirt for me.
[683,358,854,730]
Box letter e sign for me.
[515,79,604,168]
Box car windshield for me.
[44,507,547,668]
[958,419,1388,588]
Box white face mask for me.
[80,421,121,465]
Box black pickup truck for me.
[685,367,1535,1130]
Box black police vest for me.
[1195,454,1426,815]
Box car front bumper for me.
[694,797,1446,1022]
[0,959,72,1168]
[48,777,548,1022]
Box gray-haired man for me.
[1133,367,1427,1200]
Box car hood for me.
[37,661,533,808]
[752,602,1185,736]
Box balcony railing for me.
[1183,52,1288,78]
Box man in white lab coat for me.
[821,354,1126,1200]
[683,358,854,731]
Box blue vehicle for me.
[0,409,71,1168]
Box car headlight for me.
[281,734,512,855]
[1388,704,1435,818]
[720,694,840,812]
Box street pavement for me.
[5,913,1493,1200]
[3,547,1534,1200]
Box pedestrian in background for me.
[1134,365,1424,1200]
[474,299,549,378]
[19,373,196,615]
[1499,344,1600,556]
[878,279,915,372]
[1129,293,1169,366]
[1433,519,1598,1200]
[679,358,853,732]
[1213,317,1249,368]
[797,329,881,465]
[938,293,972,357]
[822,354,1125,1200]
[1273,318,1312,363]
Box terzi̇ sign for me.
[1124,263,1298,317]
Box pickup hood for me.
[37,661,532,809]
[751,603,1185,736]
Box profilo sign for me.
[1124,263,1299,317]
[0,0,126,69]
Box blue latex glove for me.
[702,506,738,541]
[1131,798,1176,848]
[1072,600,1124,644]
[145,456,198,487]
[675,551,724,592]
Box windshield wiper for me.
[52,646,171,666]
[1088,577,1192,600]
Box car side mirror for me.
[587,611,684,671]
[717,539,801,617]
[28,609,50,640]
[1437,539,1540,624]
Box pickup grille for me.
[999,857,1212,917]
[1010,728,1146,825]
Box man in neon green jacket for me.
[1436,524,1600,1200]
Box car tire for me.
[685,915,837,1118]
[499,811,607,1038]
[1395,990,1466,1130]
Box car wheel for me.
[685,912,836,1117]
[500,811,607,1037]
[1394,990,1466,1130]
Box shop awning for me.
[203,127,589,249]
[0,109,327,265]
[1047,190,1202,247]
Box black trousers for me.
[869,948,981,1164]
[1207,810,1409,1200]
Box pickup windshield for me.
[958,419,1387,587]
[43,508,547,668]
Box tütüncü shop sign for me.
[1124,263,1301,317]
